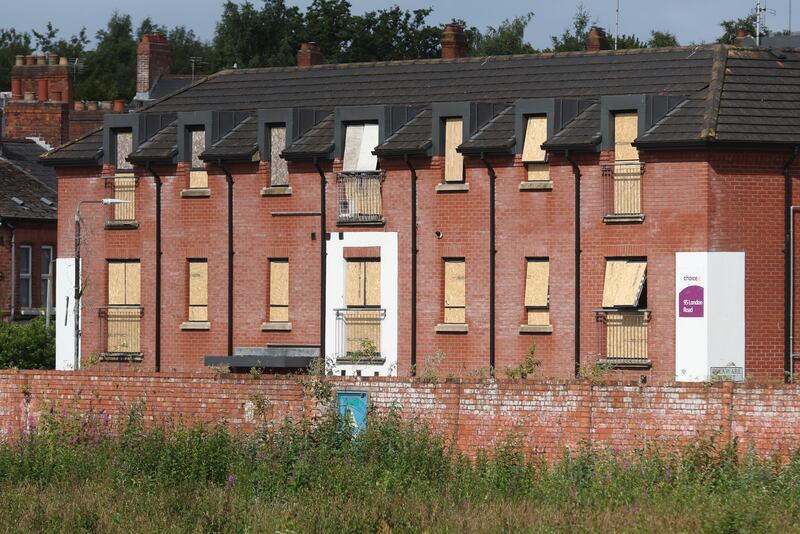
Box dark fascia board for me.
[374,141,433,158]
[513,98,593,155]
[600,94,686,151]
[334,105,422,159]
[103,112,177,166]
[179,110,249,164]
[257,108,330,161]
[431,102,507,156]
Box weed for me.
[505,345,542,379]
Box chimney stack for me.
[136,34,172,96]
[297,42,323,67]
[441,21,468,59]
[586,27,610,52]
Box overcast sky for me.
[9,0,796,49]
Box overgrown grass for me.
[2,406,800,533]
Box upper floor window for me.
[521,115,548,182]
[342,123,379,172]
[41,245,53,308]
[603,112,644,221]
[269,125,289,186]
[115,130,133,171]
[189,128,208,189]
[443,118,464,183]
[18,245,31,309]
[597,258,649,361]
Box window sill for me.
[518,324,553,334]
[597,358,652,370]
[603,214,645,224]
[435,323,468,333]
[180,321,210,331]
[105,221,139,230]
[337,218,386,227]
[435,182,469,193]
[261,186,292,196]
[100,352,143,362]
[519,180,553,191]
[261,321,292,331]
[336,356,386,365]
[181,188,211,198]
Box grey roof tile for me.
[0,158,57,221]
[543,103,601,150]
[282,113,334,159]
[40,128,103,166]
[374,109,431,156]
[0,139,57,190]
[459,106,515,154]
[201,115,258,161]
[127,122,178,164]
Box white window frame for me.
[41,245,53,310]
[19,245,32,309]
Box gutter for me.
[147,164,163,371]
[314,160,327,373]
[219,161,235,357]
[785,146,800,382]
[565,150,582,378]
[405,156,418,375]
[478,153,497,375]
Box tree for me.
[717,13,768,43]
[470,13,537,56]
[0,28,32,90]
[167,26,214,77]
[346,6,441,62]
[0,317,55,370]
[549,3,594,52]
[32,22,89,59]
[301,0,356,64]
[615,34,647,49]
[648,30,679,48]
[75,12,137,101]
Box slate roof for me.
[41,44,800,165]
[150,77,194,100]
[459,106,516,154]
[0,139,57,189]
[282,113,335,160]
[40,128,103,166]
[127,122,178,164]
[0,158,57,221]
[374,109,432,156]
[201,115,258,162]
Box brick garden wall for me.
[2,370,800,460]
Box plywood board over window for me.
[524,259,550,325]
[602,260,647,308]
[188,259,208,321]
[444,258,466,323]
[108,261,140,306]
[113,174,136,221]
[189,128,208,189]
[269,259,289,322]
[270,126,289,186]
[115,131,133,170]
[444,118,464,182]
[342,123,379,172]
[522,116,547,162]
[106,260,141,355]
[346,259,381,307]
[613,112,639,162]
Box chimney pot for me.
[59,56,69,66]
[11,78,21,99]
[15,55,24,66]
[113,99,125,112]
[52,90,63,102]
[441,21,468,59]
[47,53,58,65]
[297,42,324,67]
[37,79,48,101]
[23,91,36,102]
[737,29,750,38]
[586,26,610,52]
[35,55,46,66]
[25,55,35,66]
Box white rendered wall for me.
[55,257,79,370]
[325,232,398,376]
[675,252,745,381]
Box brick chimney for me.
[586,27,610,52]
[441,21,468,59]
[136,34,172,96]
[297,42,323,67]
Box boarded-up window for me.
[342,123,379,172]
[522,115,547,162]
[113,174,136,221]
[115,131,133,170]
[524,258,550,326]
[444,118,464,182]
[189,128,208,188]
[188,259,208,321]
[269,126,289,186]
[601,259,647,308]
[346,259,381,307]
[107,260,141,353]
[443,258,466,323]
[269,259,289,322]
[613,112,638,162]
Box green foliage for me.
[75,12,137,101]
[615,34,647,49]
[649,30,680,48]
[0,28,32,91]
[549,3,594,52]
[718,12,768,44]
[505,345,542,379]
[470,14,537,56]
[0,317,55,370]
[32,22,89,59]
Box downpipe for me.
[315,160,327,374]
[147,164,162,372]
[786,145,800,382]
[219,162,235,357]
[565,151,582,378]
[405,156,418,376]
[479,153,496,375]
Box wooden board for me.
[269,305,289,322]
[365,260,381,306]
[189,260,208,307]
[342,124,363,172]
[126,262,141,306]
[108,262,126,305]
[527,310,550,326]
[345,261,363,307]
[115,131,133,170]
[444,118,464,182]
[114,175,136,221]
[189,170,208,189]
[605,311,648,359]
[527,163,550,182]
[269,260,289,306]
[190,129,205,169]
[602,260,647,308]
[444,259,465,323]
[521,115,547,162]
[524,259,549,307]
[614,112,639,162]
[270,126,288,186]
[444,307,466,324]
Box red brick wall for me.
[0,222,57,318]
[137,35,171,94]
[10,64,73,103]
[68,110,107,142]
[2,371,800,460]
[4,101,70,147]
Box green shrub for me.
[0,317,55,369]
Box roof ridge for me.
[700,44,728,140]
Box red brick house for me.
[41,30,800,383]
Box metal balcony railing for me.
[335,308,386,363]
[104,175,138,225]
[335,171,384,224]
[601,161,644,218]
[98,306,144,361]
[594,309,650,362]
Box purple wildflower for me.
[623,459,630,470]
[630,505,639,514]
[665,467,673,481]
[299,452,305,461]
[226,473,236,488]
[571,487,577,498]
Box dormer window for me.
[110,129,136,225]
[115,130,133,171]
[342,123,379,172]
[188,127,208,189]
[521,115,548,182]
[443,118,464,183]
[269,125,288,186]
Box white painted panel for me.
[675,253,709,382]
[55,257,79,370]
[707,253,745,371]
[356,123,379,171]
[326,232,398,376]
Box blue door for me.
[337,391,368,433]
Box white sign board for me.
[675,252,745,381]
[55,257,79,370]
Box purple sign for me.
[679,285,704,318]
